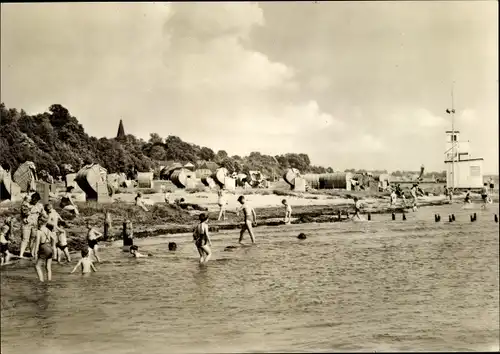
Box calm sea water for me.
[1,204,499,353]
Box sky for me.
[1,2,498,173]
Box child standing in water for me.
[237,196,257,244]
[86,221,103,262]
[45,203,71,263]
[282,199,292,225]
[193,213,212,264]
[70,249,97,274]
[33,215,57,282]
[217,189,228,221]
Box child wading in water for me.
[282,199,292,225]
[237,195,257,244]
[45,203,71,263]
[33,215,57,282]
[86,221,103,262]
[71,249,97,274]
[193,213,212,264]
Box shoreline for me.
[1,187,494,255]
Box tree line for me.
[0,103,332,178]
[0,103,447,179]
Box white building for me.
[444,130,484,189]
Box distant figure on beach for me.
[193,213,212,264]
[463,189,472,205]
[164,189,171,205]
[488,177,495,193]
[351,196,363,219]
[237,196,257,244]
[395,184,403,197]
[104,210,113,241]
[135,192,149,212]
[129,245,150,258]
[86,221,103,262]
[481,183,490,209]
[45,203,71,263]
[447,187,453,202]
[282,199,292,225]
[71,249,97,275]
[410,184,418,211]
[217,189,228,221]
[0,217,14,266]
[390,190,398,208]
[60,186,80,216]
[33,215,56,282]
[20,192,47,259]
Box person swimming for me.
[236,196,257,244]
[193,213,212,264]
[129,245,150,258]
[70,249,97,274]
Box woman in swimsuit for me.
[193,213,212,264]
[86,221,103,263]
[33,215,57,282]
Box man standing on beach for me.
[236,196,257,244]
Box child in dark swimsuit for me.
[33,215,56,282]
[86,221,103,263]
[193,213,212,264]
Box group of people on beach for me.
[462,182,493,208]
[2,177,495,279]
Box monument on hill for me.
[116,119,126,139]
